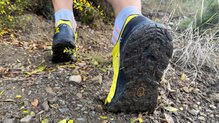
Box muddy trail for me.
[0,15,218,123]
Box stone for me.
[78,62,86,67]
[77,118,86,121]
[59,99,66,105]
[23,100,29,107]
[210,93,219,103]
[42,101,49,111]
[59,108,69,113]
[69,75,82,83]
[198,116,205,121]
[209,104,216,109]
[48,96,58,104]
[188,109,199,116]
[45,87,56,95]
[3,118,16,123]
[77,104,83,107]
[20,115,32,123]
[76,93,82,99]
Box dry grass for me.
[144,0,219,81]
[171,25,219,81]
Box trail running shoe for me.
[52,20,76,63]
[105,15,173,113]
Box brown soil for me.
[0,14,218,123]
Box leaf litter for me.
[0,14,218,123]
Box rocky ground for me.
[0,14,218,123]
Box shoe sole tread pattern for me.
[107,23,173,113]
[52,42,75,63]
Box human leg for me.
[106,0,141,16]
[52,0,73,11]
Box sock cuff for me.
[116,6,141,23]
[55,9,77,31]
[112,6,142,44]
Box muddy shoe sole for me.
[52,42,76,63]
[107,17,173,113]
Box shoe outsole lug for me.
[107,23,173,113]
[52,42,76,63]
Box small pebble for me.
[81,107,85,111]
[198,116,205,121]
[45,87,56,95]
[78,62,86,67]
[210,114,214,118]
[77,118,86,121]
[210,93,219,103]
[189,109,199,116]
[76,93,83,99]
[42,101,49,111]
[69,75,82,83]
[209,104,216,109]
[48,96,58,104]
[3,118,16,123]
[77,104,83,107]
[20,115,32,123]
[59,99,66,105]
[59,108,69,113]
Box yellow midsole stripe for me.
[105,14,139,104]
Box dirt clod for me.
[3,118,16,123]
[42,101,50,111]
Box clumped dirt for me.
[0,14,218,123]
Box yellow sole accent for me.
[105,41,120,104]
[105,14,139,105]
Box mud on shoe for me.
[52,20,76,63]
[105,15,173,113]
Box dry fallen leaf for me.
[164,106,178,112]
[164,113,174,123]
[4,99,15,102]
[45,87,56,95]
[0,67,8,76]
[41,118,49,123]
[42,101,50,111]
[91,75,103,84]
[23,109,29,114]
[30,111,35,116]
[20,106,25,110]
[101,120,108,123]
[67,120,74,123]
[180,73,186,81]
[100,116,108,120]
[58,119,67,123]
[167,82,175,92]
[16,95,22,99]
[130,117,143,123]
[0,90,5,96]
[25,66,46,76]
[31,99,39,107]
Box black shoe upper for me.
[53,22,75,49]
[52,20,76,63]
